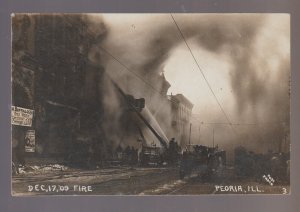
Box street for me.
[12,166,290,195]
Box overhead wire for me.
[170,14,238,136]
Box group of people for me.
[115,145,139,165]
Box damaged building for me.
[12,14,193,167]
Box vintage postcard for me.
[11,13,290,195]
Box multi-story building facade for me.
[12,14,106,163]
[169,94,194,146]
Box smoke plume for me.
[86,14,290,154]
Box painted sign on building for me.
[11,106,34,127]
[25,130,35,152]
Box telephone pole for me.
[212,128,215,148]
[198,125,201,143]
[189,123,192,145]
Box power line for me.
[170,14,238,136]
[198,122,280,126]
[201,122,256,126]
[192,114,287,126]
[208,121,285,126]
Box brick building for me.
[12,14,106,164]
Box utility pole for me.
[188,123,192,145]
[212,128,215,148]
[198,125,201,143]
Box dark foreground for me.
[12,166,290,196]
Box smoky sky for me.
[86,14,290,153]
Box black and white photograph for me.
[11,13,290,195]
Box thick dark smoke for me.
[86,14,290,154]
